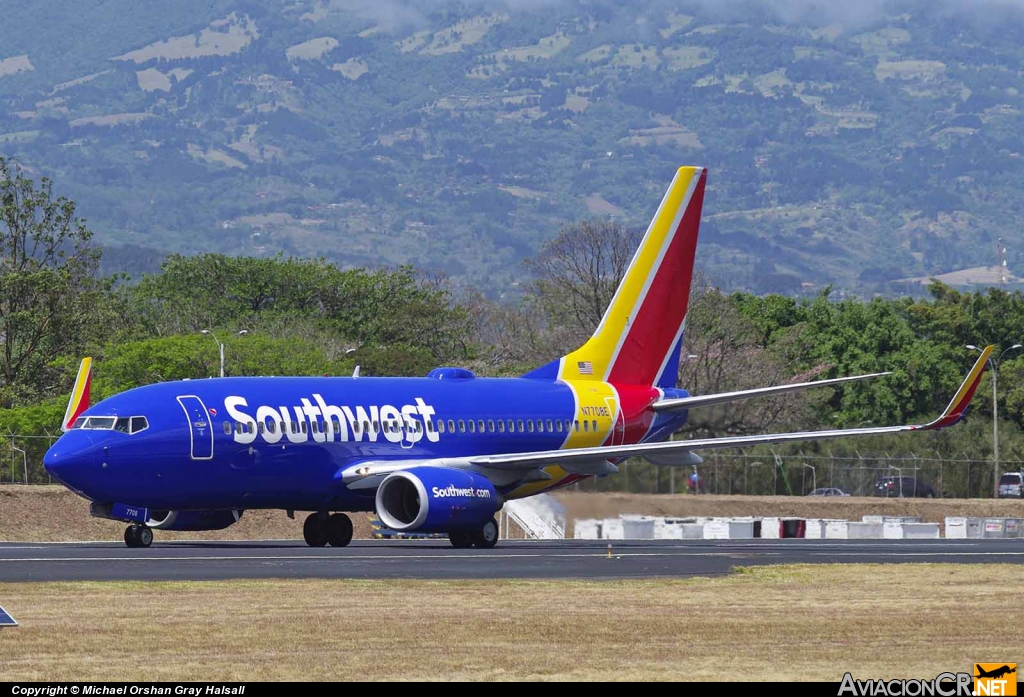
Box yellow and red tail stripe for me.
[62,357,92,431]
[917,345,992,430]
[560,166,707,387]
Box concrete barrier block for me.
[847,522,884,539]
[573,519,600,540]
[761,517,782,539]
[805,519,826,539]
[883,520,904,539]
[622,517,655,540]
[679,523,704,539]
[944,517,984,539]
[602,518,624,540]
[903,523,940,539]
[702,519,755,540]
[825,520,849,539]
[984,518,1008,538]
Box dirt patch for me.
[3,486,1021,542]
[1,566,1021,680]
[0,486,374,542]
[552,492,1024,534]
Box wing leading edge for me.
[651,371,892,412]
[340,346,991,483]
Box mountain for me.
[2,0,1024,297]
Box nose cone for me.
[45,433,96,493]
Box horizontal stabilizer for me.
[651,371,892,412]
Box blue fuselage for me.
[44,375,689,512]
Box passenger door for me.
[177,395,214,460]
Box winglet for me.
[918,345,992,431]
[62,357,92,432]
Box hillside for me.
[2,0,1024,295]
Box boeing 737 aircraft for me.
[44,167,992,548]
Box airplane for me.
[976,666,1017,680]
[43,166,993,549]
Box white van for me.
[998,472,1024,498]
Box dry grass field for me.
[0,565,1020,681]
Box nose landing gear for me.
[124,524,153,548]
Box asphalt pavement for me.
[1,538,1023,582]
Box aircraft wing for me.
[341,346,990,483]
[651,371,892,412]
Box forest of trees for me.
[3,157,1024,495]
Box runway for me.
[2,538,1024,582]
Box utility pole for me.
[968,343,1022,497]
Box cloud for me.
[329,0,572,33]
[681,0,1024,27]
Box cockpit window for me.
[82,417,116,430]
[73,415,148,433]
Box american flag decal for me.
[577,361,593,375]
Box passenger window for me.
[301,421,307,434]
[497,420,505,433]
[574,420,580,432]
[592,420,598,432]
[235,422,244,434]
[556,420,563,433]
[332,417,342,433]
[517,419,524,432]
[488,419,495,433]
[267,421,277,434]
[535,420,543,433]
[527,420,535,433]
[468,420,476,433]
[448,419,456,433]
[257,422,265,435]
[458,420,466,433]
[546,419,554,432]
[223,421,232,435]
[508,419,515,432]
[426,420,434,433]
[565,420,572,432]
[583,420,589,432]
[115,418,131,433]
[437,420,445,434]
[477,420,485,432]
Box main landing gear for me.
[124,524,153,548]
[303,512,353,547]
[449,517,499,550]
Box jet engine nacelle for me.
[146,509,242,531]
[375,467,501,532]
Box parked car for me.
[808,487,849,496]
[998,472,1024,498]
[873,476,935,498]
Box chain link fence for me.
[588,451,1021,499]
[1,432,59,484]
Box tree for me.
[525,219,643,351]
[0,158,102,408]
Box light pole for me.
[201,329,249,378]
[802,463,816,494]
[968,343,1022,497]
